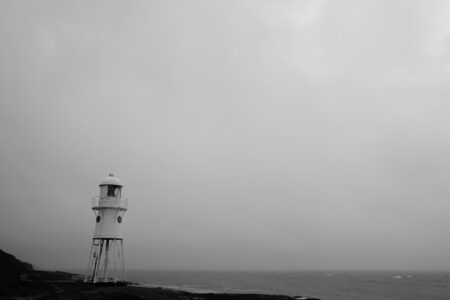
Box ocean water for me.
[126,270,450,300]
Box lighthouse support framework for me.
[84,238,125,283]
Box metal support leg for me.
[121,239,125,281]
[91,240,100,283]
[84,240,95,283]
[103,240,110,282]
[93,239,104,283]
[113,239,117,283]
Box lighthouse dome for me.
[99,173,122,187]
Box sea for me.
[122,270,450,300]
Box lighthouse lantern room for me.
[85,173,128,283]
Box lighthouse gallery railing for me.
[91,196,128,210]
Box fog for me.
[1,0,450,271]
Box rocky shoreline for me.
[1,273,320,300]
[0,249,320,300]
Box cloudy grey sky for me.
[1,0,450,271]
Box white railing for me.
[91,196,128,210]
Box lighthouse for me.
[85,173,128,283]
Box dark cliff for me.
[0,248,34,273]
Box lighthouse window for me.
[117,216,122,223]
[107,185,117,197]
[96,216,101,223]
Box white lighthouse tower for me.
[85,173,128,283]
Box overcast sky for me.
[1,0,450,271]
